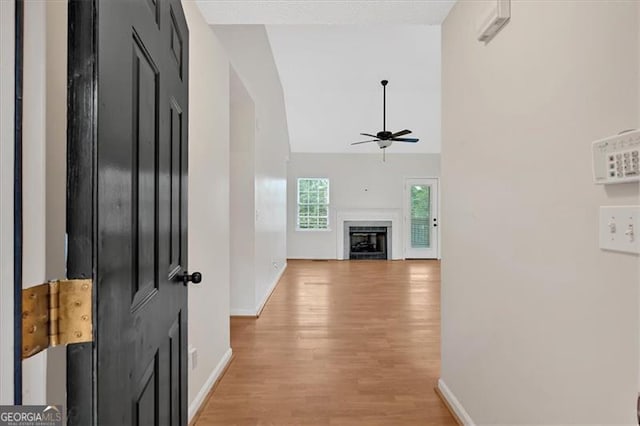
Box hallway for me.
[194,260,456,425]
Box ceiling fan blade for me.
[360,133,378,138]
[391,138,419,143]
[351,139,379,145]
[390,129,412,138]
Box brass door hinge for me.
[22,279,93,359]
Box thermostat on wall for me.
[592,129,640,184]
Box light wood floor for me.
[194,260,456,426]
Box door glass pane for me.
[410,185,430,248]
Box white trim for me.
[286,256,333,260]
[437,378,475,426]
[336,209,403,260]
[0,0,15,405]
[230,262,288,317]
[437,176,442,260]
[229,308,258,317]
[255,262,287,315]
[21,0,48,404]
[295,228,332,232]
[188,348,233,423]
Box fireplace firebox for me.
[349,226,387,260]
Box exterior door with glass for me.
[404,178,439,259]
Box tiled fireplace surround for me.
[336,209,403,260]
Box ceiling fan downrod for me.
[381,80,388,132]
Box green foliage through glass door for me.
[410,185,430,248]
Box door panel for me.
[132,33,160,306]
[66,0,189,424]
[168,317,182,425]
[135,355,159,426]
[404,178,439,259]
[169,100,183,276]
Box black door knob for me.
[181,272,202,286]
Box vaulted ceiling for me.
[266,25,441,153]
[196,1,455,153]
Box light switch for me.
[599,206,640,254]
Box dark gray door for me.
[66,0,190,424]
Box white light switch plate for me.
[599,206,640,254]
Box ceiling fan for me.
[351,79,419,161]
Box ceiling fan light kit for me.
[351,79,419,161]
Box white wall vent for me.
[477,0,510,43]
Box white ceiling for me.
[195,1,456,25]
[267,25,442,153]
[196,1,453,153]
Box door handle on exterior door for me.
[433,218,438,227]
[181,271,202,286]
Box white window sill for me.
[296,228,332,232]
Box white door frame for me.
[403,177,440,259]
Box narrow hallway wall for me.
[183,1,232,420]
[441,1,640,424]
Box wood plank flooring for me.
[194,260,456,425]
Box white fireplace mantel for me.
[336,209,403,260]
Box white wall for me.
[230,67,256,314]
[213,25,289,315]
[182,1,232,420]
[441,1,640,424]
[287,153,440,259]
[0,0,15,405]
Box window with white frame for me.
[297,178,330,230]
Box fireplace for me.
[349,226,387,259]
[338,214,397,260]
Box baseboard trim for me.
[255,262,287,318]
[229,263,288,318]
[286,257,334,260]
[229,308,257,317]
[435,378,475,426]
[188,348,233,424]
